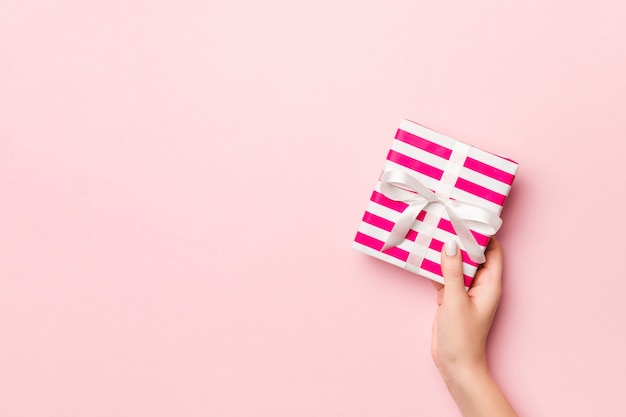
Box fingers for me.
[440,239,467,300]
[431,280,444,306]
[481,237,503,274]
[473,237,503,285]
[470,237,504,300]
[437,237,504,303]
[431,280,443,291]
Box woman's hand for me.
[431,237,518,417]
[431,237,503,376]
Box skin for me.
[431,237,519,417]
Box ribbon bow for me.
[380,169,502,264]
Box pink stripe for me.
[362,211,394,232]
[370,190,408,213]
[355,231,383,251]
[370,192,427,223]
[463,157,515,185]
[354,232,409,262]
[437,218,490,246]
[386,150,444,180]
[420,258,441,276]
[421,258,473,287]
[395,129,452,159]
[455,177,506,206]
[362,211,419,242]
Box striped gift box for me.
[353,119,519,286]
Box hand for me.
[431,237,503,376]
[431,237,518,417]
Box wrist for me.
[437,360,519,417]
[438,359,490,392]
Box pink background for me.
[1,1,625,415]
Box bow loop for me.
[379,169,501,264]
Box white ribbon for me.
[380,169,502,264]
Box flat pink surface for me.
[1,1,625,416]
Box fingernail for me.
[445,239,458,256]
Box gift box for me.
[353,119,519,287]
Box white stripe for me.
[365,198,402,220]
[356,222,415,253]
[357,221,390,242]
[406,205,441,270]
[352,242,406,269]
[438,141,471,198]
[467,147,519,175]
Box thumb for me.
[440,239,467,299]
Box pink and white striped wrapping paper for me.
[353,119,519,287]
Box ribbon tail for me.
[445,206,487,264]
[382,200,429,251]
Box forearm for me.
[441,363,518,417]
